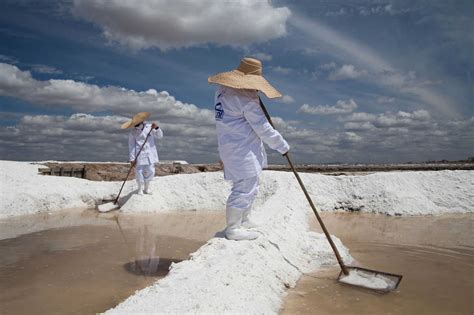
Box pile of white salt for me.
[339,268,397,291]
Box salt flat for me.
[0,160,472,314]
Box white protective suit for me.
[214,86,289,240]
[128,123,163,193]
[215,86,289,182]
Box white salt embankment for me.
[1,161,472,218]
[1,161,473,313]
[0,161,127,218]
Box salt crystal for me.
[339,269,396,291]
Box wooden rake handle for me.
[258,97,349,275]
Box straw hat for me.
[121,112,150,129]
[208,57,282,99]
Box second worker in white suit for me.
[208,57,289,241]
[121,112,163,195]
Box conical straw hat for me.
[121,112,150,129]
[208,57,282,99]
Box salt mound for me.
[106,171,352,314]
[0,161,127,218]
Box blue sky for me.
[0,0,472,163]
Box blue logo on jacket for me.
[215,102,224,120]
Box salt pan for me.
[1,161,472,313]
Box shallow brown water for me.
[2,210,472,315]
[0,209,224,315]
[282,213,474,315]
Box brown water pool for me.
[281,213,474,315]
[0,209,225,315]
[2,210,472,315]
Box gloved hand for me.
[130,160,136,167]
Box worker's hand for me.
[282,149,290,156]
[151,122,159,130]
[130,160,136,167]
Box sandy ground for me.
[282,213,474,315]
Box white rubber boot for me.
[225,207,260,241]
[241,207,259,229]
[136,180,144,195]
[144,181,153,195]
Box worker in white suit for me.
[121,112,163,195]
[208,57,289,241]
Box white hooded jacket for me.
[214,86,289,181]
[128,123,163,165]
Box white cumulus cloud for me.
[278,95,295,104]
[328,64,367,81]
[1,63,472,163]
[0,63,299,162]
[0,113,218,162]
[343,109,432,130]
[298,99,357,115]
[72,0,291,50]
[0,63,213,123]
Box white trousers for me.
[135,164,155,183]
[226,176,259,211]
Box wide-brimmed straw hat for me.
[121,112,150,129]
[208,57,282,99]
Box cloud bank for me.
[1,63,472,163]
[0,63,218,162]
[72,0,291,50]
[0,63,213,122]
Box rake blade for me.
[97,201,119,213]
[337,266,402,293]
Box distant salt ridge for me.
[1,161,472,218]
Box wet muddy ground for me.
[282,213,474,315]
